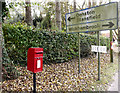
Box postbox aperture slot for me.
[35,51,43,54]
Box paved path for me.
[107,72,118,91]
[107,45,119,92]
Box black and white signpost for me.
[65,2,118,80]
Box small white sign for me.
[91,45,98,52]
[37,60,41,68]
[99,46,107,53]
[91,45,107,53]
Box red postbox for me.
[27,48,43,73]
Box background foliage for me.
[3,23,109,66]
[2,2,9,22]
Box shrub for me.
[2,23,109,66]
[2,44,20,80]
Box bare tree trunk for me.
[0,1,2,89]
[25,0,32,26]
[99,0,102,5]
[65,0,69,13]
[74,0,76,11]
[93,0,96,6]
[55,0,61,31]
[88,0,91,8]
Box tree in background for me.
[73,0,76,11]
[55,0,61,31]
[41,12,51,29]
[32,2,54,29]
[61,1,68,30]
[88,0,91,8]
[33,9,43,28]
[2,2,9,22]
[93,0,97,6]
[65,0,69,12]
[25,0,32,26]
[41,2,54,29]
[2,0,78,31]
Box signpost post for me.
[110,30,113,63]
[33,73,36,93]
[97,31,100,80]
[78,33,80,73]
[65,2,118,80]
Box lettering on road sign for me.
[68,24,100,31]
[68,10,101,23]
[76,14,101,22]
[67,18,117,33]
[76,10,95,17]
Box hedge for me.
[2,23,109,66]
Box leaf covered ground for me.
[2,53,118,92]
